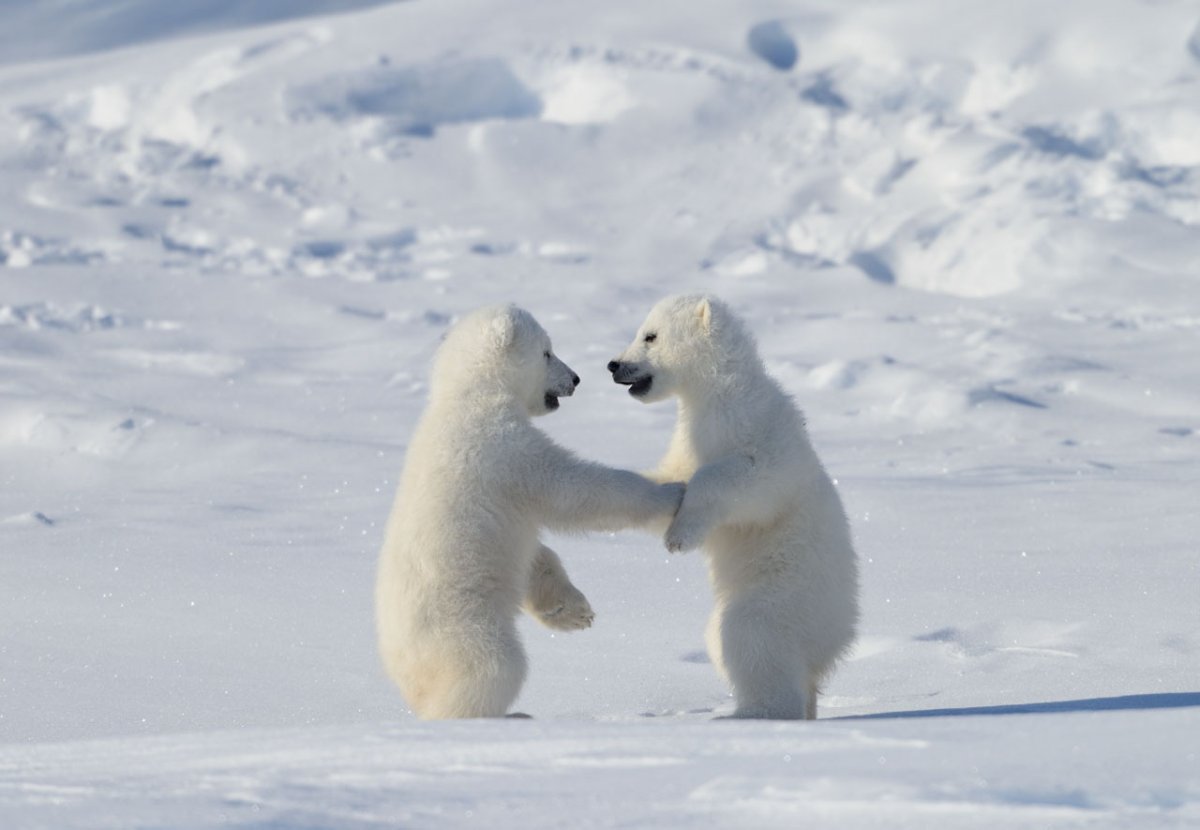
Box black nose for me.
[572,373,581,387]
[607,360,620,373]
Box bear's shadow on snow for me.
[837,692,1200,721]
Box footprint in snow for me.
[1,512,56,527]
[746,21,798,72]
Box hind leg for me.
[705,605,728,682]
[406,620,529,719]
[717,598,810,720]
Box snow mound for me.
[540,64,636,125]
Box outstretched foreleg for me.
[664,454,757,553]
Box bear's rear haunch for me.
[609,294,860,720]
[375,305,684,719]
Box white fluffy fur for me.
[376,304,684,719]
[611,294,860,720]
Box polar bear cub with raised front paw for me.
[608,294,859,720]
[376,304,684,720]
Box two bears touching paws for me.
[375,294,860,722]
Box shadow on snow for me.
[837,692,1200,721]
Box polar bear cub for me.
[376,304,684,719]
[609,294,859,720]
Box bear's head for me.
[435,304,580,417]
[607,294,757,403]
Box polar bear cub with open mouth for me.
[377,304,684,719]
[609,294,859,720]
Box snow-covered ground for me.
[2,0,1198,826]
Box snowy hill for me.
[2,0,1198,826]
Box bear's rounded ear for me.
[695,297,713,334]
[489,310,516,351]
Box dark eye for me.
[643,333,657,343]
[544,350,551,361]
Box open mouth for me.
[616,375,653,397]
[544,392,560,410]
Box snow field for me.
[2,714,1198,829]
[2,0,1199,826]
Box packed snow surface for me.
[2,0,1198,826]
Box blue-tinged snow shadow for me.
[746,21,798,71]
[839,692,1200,720]
[0,0,407,65]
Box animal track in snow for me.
[0,230,106,268]
[0,303,178,333]
[289,229,417,280]
[525,41,765,88]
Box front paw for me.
[656,481,686,514]
[664,514,706,553]
[537,588,595,631]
